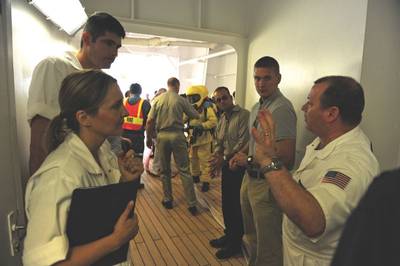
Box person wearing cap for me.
[122,83,150,189]
[122,83,151,156]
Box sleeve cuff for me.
[27,102,59,122]
[23,235,69,266]
[307,186,345,243]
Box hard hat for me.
[186,85,209,109]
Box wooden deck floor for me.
[129,173,246,265]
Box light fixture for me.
[179,48,236,66]
[29,0,87,35]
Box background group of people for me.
[21,10,394,266]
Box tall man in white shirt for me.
[251,76,379,266]
[27,12,125,174]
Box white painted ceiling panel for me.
[82,0,132,18]
[136,0,198,27]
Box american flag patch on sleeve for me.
[321,171,351,190]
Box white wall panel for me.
[203,0,247,35]
[360,0,400,171]
[205,52,237,95]
[135,0,199,28]
[81,0,248,35]
[245,0,368,166]
[83,0,132,18]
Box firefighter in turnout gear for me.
[186,85,218,192]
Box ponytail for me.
[45,114,71,154]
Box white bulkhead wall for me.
[245,0,370,168]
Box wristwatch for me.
[259,158,283,175]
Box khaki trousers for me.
[241,173,283,266]
[157,131,196,207]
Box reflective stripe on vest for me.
[123,98,144,130]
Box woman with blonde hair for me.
[23,70,143,266]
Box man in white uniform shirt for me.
[27,12,125,174]
[251,76,379,266]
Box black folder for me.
[66,180,139,266]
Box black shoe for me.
[201,182,209,192]
[138,183,145,189]
[161,200,173,209]
[188,206,198,215]
[193,176,200,183]
[215,246,241,259]
[209,235,228,248]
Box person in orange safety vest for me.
[122,83,151,156]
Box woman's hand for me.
[251,109,278,166]
[111,201,139,249]
[118,149,144,182]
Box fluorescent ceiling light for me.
[29,0,87,35]
[179,48,236,66]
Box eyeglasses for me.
[215,95,229,103]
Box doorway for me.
[105,32,238,100]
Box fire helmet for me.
[186,85,209,109]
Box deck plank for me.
[154,239,178,266]
[171,236,201,265]
[135,205,166,265]
[129,172,246,265]
[136,242,155,266]
[129,241,144,266]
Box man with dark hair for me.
[209,86,249,259]
[230,56,297,265]
[251,76,379,265]
[28,12,125,174]
[122,83,151,155]
[315,76,364,125]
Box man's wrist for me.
[259,157,273,168]
[259,158,284,176]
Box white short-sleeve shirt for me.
[23,133,124,266]
[27,51,82,122]
[283,127,379,266]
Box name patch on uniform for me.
[88,172,103,178]
[322,171,351,190]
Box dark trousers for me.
[122,130,145,154]
[221,163,245,247]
